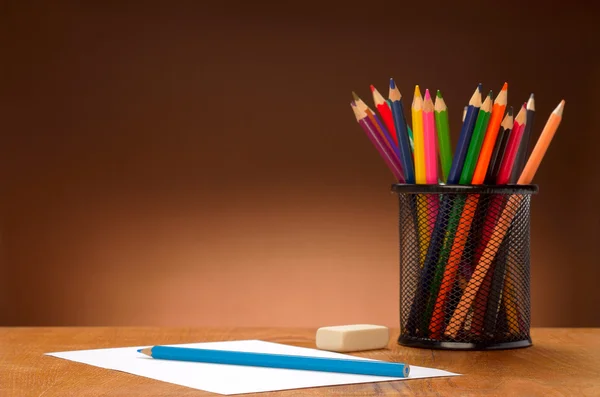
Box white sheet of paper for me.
[46,340,459,395]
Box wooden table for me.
[1,327,599,396]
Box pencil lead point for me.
[436,90,442,98]
[389,78,396,89]
[137,349,143,353]
[351,91,360,101]
[478,83,482,92]
[369,84,376,93]
[501,82,508,91]
[424,89,431,101]
[414,85,422,97]
[508,106,513,116]
[553,100,565,116]
[488,90,493,97]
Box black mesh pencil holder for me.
[392,184,538,350]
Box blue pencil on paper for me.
[138,346,410,378]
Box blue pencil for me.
[138,346,410,377]
[389,78,415,184]
[405,84,482,335]
[447,84,482,185]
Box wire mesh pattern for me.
[393,185,536,350]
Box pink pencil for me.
[423,89,438,184]
[497,104,527,184]
[423,89,439,232]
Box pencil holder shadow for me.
[392,184,538,350]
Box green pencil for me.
[459,91,493,184]
[434,91,452,183]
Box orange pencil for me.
[472,83,509,182]
[444,100,565,338]
[429,85,508,338]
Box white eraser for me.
[316,324,389,352]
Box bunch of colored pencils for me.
[351,80,565,339]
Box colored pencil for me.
[434,90,452,183]
[353,92,401,162]
[447,84,482,185]
[371,85,398,146]
[509,94,536,183]
[389,79,416,183]
[471,83,508,182]
[482,226,511,335]
[497,104,527,185]
[423,90,438,185]
[423,89,440,255]
[485,108,514,184]
[518,100,564,184]
[412,86,426,184]
[468,106,526,334]
[351,102,405,182]
[421,86,481,336]
[459,91,493,184]
[411,86,429,267]
[436,84,509,337]
[139,346,411,378]
[445,100,565,337]
[387,98,414,150]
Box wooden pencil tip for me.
[501,82,508,91]
[139,347,153,356]
[553,100,565,116]
[477,83,482,92]
[370,84,376,93]
[414,85,422,97]
[508,106,514,116]
[487,90,493,97]
[389,78,396,89]
[351,91,360,101]
[527,93,535,111]
[436,90,442,98]
[424,89,431,101]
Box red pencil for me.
[371,85,398,146]
[497,104,527,184]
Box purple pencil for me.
[351,102,406,182]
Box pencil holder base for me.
[397,335,532,351]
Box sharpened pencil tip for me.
[424,89,431,101]
[501,82,508,91]
[369,84,376,93]
[137,349,143,353]
[389,78,396,89]
[508,106,513,116]
[414,85,422,97]
[436,90,442,98]
[527,93,535,111]
[351,91,360,101]
[553,100,565,116]
[488,90,493,97]
[477,83,482,92]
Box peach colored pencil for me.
[444,100,565,337]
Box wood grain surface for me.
[1,327,599,396]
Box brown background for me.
[1,1,599,328]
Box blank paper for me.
[46,339,459,395]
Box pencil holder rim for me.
[391,184,538,195]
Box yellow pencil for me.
[410,86,429,265]
[411,86,426,183]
